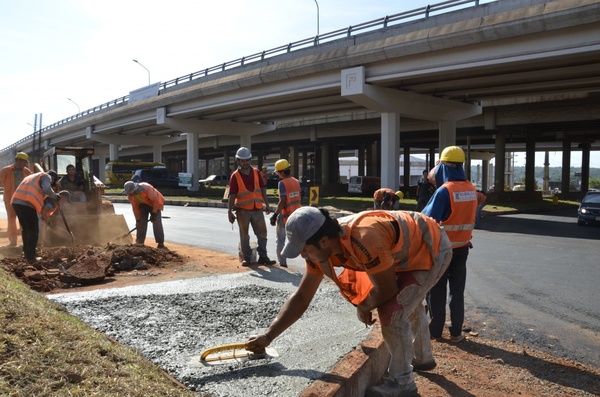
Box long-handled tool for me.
[57,205,75,244]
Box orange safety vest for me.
[441,181,477,247]
[326,210,443,306]
[128,182,165,219]
[373,188,396,203]
[280,177,301,223]
[0,164,33,203]
[232,168,264,210]
[11,173,47,213]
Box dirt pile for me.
[0,244,183,292]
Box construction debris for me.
[0,244,183,293]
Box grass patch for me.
[0,267,198,397]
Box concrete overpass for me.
[2,0,599,195]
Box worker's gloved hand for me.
[149,213,157,223]
[270,213,277,226]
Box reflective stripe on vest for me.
[441,181,477,247]
[233,168,264,210]
[330,210,442,306]
[281,177,301,222]
[11,173,46,213]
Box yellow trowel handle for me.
[200,343,253,362]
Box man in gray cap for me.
[246,207,453,397]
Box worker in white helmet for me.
[227,147,275,266]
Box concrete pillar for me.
[109,144,119,161]
[525,137,536,192]
[494,131,506,193]
[292,148,300,180]
[381,112,400,190]
[580,142,591,193]
[97,152,107,183]
[403,146,410,191]
[358,143,366,177]
[482,159,489,192]
[561,140,571,194]
[543,151,550,192]
[321,143,330,185]
[438,120,456,150]
[428,147,436,169]
[187,133,199,191]
[153,145,162,164]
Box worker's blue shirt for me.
[421,163,468,223]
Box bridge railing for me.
[3,0,487,154]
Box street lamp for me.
[133,59,151,85]
[313,0,320,37]
[67,98,80,113]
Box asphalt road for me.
[112,203,600,369]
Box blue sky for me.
[2,0,595,168]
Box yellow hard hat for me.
[275,159,291,172]
[395,191,404,200]
[15,152,29,162]
[440,146,465,163]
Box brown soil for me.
[0,218,597,396]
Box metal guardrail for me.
[3,0,485,155]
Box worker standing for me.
[246,207,452,397]
[373,187,402,210]
[421,146,477,343]
[0,152,33,247]
[227,147,275,266]
[415,170,434,212]
[11,171,59,262]
[475,190,487,229]
[122,181,166,249]
[269,159,301,267]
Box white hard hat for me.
[235,147,252,160]
[122,181,138,195]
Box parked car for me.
[199,174,229,186]
[577,191,600,226]
[132,167,181,189]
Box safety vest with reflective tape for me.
[280,177,301,223]
[128,182,165,220]
[232,168,264,210]
[11,173,47,213]
[327,210,443,306]
[441,181,477,248]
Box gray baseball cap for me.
[281,206,326,258]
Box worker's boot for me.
[365,374,418,397]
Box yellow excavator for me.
[36,147,132,246]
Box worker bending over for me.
[246,206,452,397]
[122,181,166,249]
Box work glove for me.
[149,213,157,223]
[270,213,277,226]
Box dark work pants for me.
[12,203,39,261]
[428,246,469,338]
[135,204,164,245]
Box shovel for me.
[57,205,76,244]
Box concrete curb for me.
[301,324,389,397]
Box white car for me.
[199,174,229,186]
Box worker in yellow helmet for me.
[422,146,477,345]
[0,152,33,246]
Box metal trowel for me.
[199,342,279,366]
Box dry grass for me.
[0,267,198,397]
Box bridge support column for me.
[381,113,400,191]
[439,120,456,150]
[403,146,410,192]
[580,142,591,193]
[187,133,199,192]
[321,143,330,185]
[494,131,506,194]
[525,137,536,192]
[561,140,571,194]
[109,144,119,161]
[153,145,162,164]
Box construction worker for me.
[0,152,33,246]
[421,146,477,344]
[269,159,301,267]
[475,190,487,229]
[415,170,435,212]
[57,164,86,202]
[228,147,275,266]
[11,171,60,262]
[373,187,402,210]
[122,181,166,249]
[246,206,452,397]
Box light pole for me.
[133,59,151,85]
[67,98,80,113]
[313,0,320,37]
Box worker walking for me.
[373,187,403,210]
[246,207,452,397]
[269,159,302,267]
[122,181,166,249]
[11,171,60,262]
[227,147,275,266]
[475,190,487,229]
[0,152,33,247]
[415,170,434,212]
[421,146,477,343]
